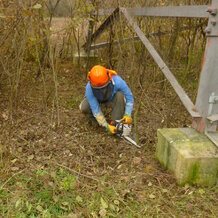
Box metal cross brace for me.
[83,7,120,51]
[120,7,200,118]
[97,5,209,18]
[83,2,218,146]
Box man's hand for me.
[121,115,132,124]
[106,124,117,135]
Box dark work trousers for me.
[79,91,125,122]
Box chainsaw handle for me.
[114,121,124,136]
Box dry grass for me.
[0,59,217,217]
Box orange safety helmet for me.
[87,65,117,88]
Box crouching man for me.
[79,65,134,135]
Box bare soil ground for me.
[0,58,217,217]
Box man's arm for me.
[114,76,134,117]
[85,83,108,127]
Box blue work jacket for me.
[85,75,134,126]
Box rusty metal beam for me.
[83,7,120,50]
[193,0,218,135]
[120,7,201,118]
[98,5,209,18]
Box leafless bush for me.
[0,1,55,119]
[0,0,209,126]
[90,0,208,131]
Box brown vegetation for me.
[0,0,217,217]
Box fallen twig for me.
[0,169,25,191]
[57,163,99,182]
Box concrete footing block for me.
[73,51,99,66]
[156,128,218,186]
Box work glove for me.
[120,115,132,124]
[106,124,117,135]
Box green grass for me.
[0,168,79,217]
[0,44,217,217]
[0,168,150,217]
[0,161,217,217]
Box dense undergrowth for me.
[0,0,217,217]
[0,61,217,217]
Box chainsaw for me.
[114,120,141,148]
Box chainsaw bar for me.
[123,135,141,148]
[114,120,141,148]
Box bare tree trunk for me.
[167,18,180,63]
[108,25,115,68]
[184,21,198,78]
[50,46,60,127]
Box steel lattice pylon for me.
[83,1,218,147]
